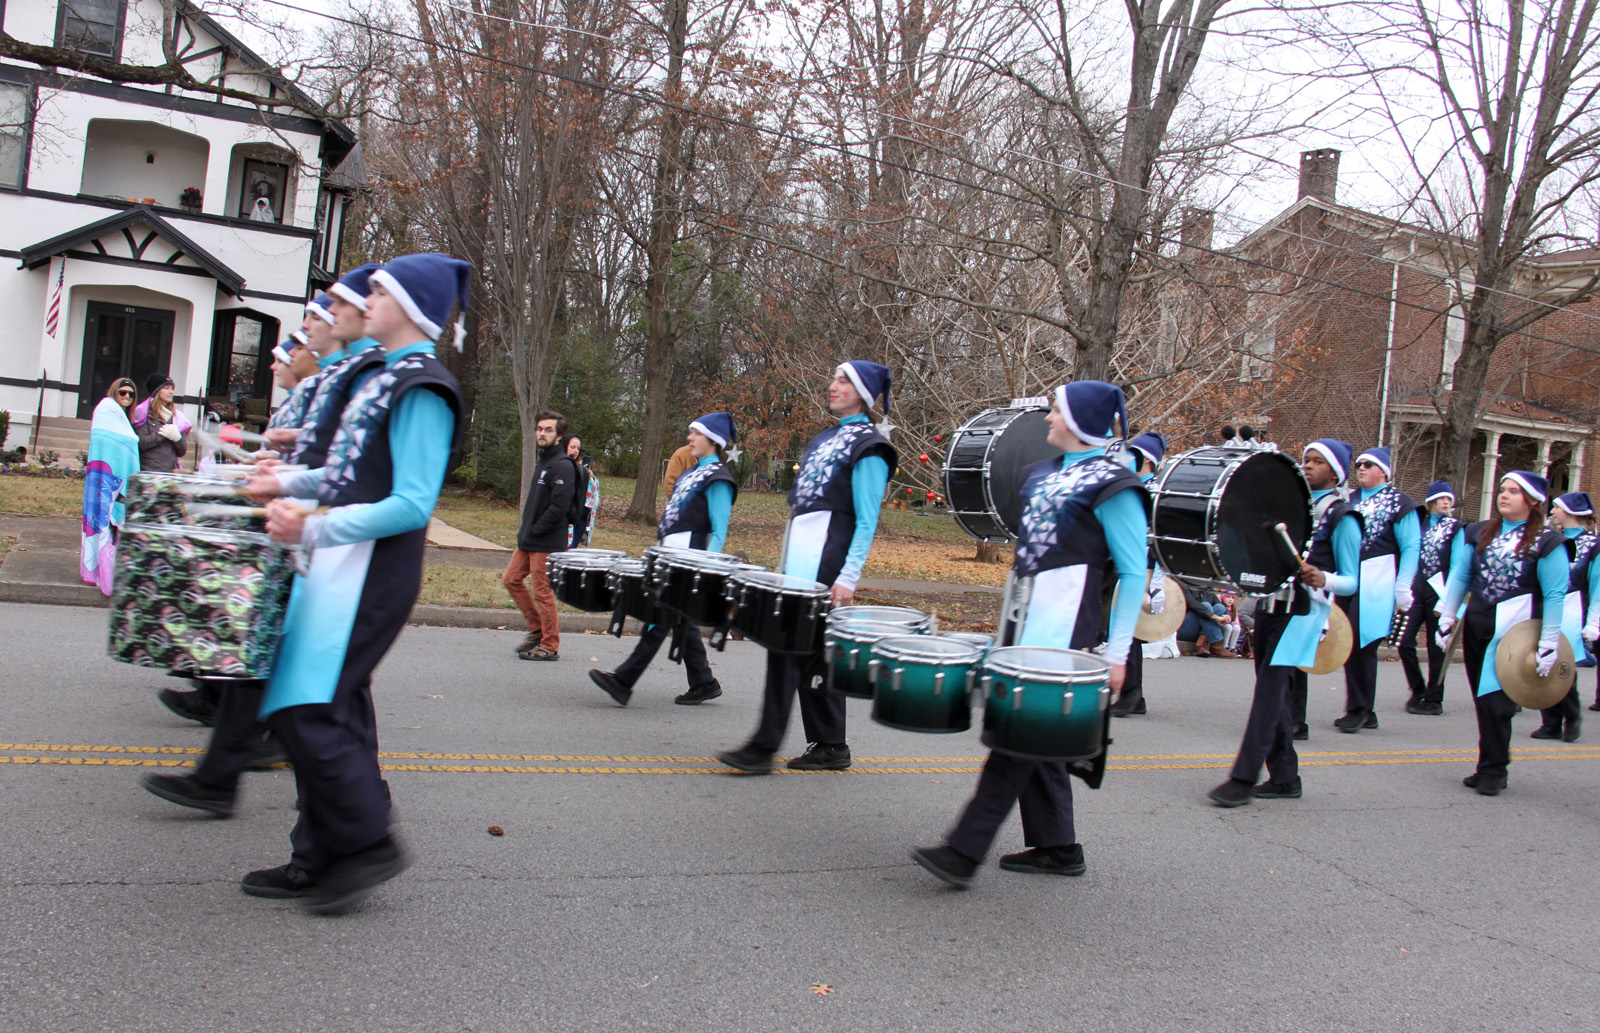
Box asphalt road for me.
[2,602,1597,1033]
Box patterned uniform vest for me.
[289,350,387,469]
[317,354,463,509]
[1418,514,1461,581]
[1461,521,1565,616]
[1306,495,1360,573]
[658,460,738,550]
[1570,531,1600,610]
[1354,484,1420,560]
[267,378,315,433]
[785,421,897,586]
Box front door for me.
[77,302,176,419]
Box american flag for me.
[44,259,63,338]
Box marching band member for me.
[281,266,386,469]
[1434,472,1568,796]
[1400,481,1460,716]
[716,362,896,774]
[591,413,739,706]
[1335,446,1420,733]
[242,253,468,911]
[1112,431,1167,718]
[1209,439,1360,806]
[912,380,1146,887]
[1283,440,1354,740]
[1535,491,1596,740]
[1573,494,1600,712]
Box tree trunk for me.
[975,541,1010,563]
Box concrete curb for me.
[0,580,110,608]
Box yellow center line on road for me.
[3,742,1599,774]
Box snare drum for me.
[979,646,1110,762]
[606,559,656,634]
[124,472,264,532]
[827,605,935,634]
[941,631,994,651]
[1149,446,1313,595]
[108,523,296,678]
[943,406,1065,541]
[726,571,830,654]
[651,551,760,627]
[870,635,984,733]
[550,553,619,612]
[827,619,926,699]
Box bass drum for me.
[1149,446,1312,595]
[943,407,1064,542]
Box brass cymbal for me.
[1494,619,1577,709]
[1134,572,1185,642]
[1299,603,1353,675]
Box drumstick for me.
[183,502,324,521]
[1273,523,1311,571]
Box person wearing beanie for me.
[591,413,740,707]
[133,372,191,472]
[264,332,319,436]
[1334,446,1421,734]
[912,379,1147,887]
[1434,472,1568,794]
[716,361,896,774]
[1207,439,1362,807]
[242,252,467,911]
[1563,493,1600,713]
[1113,430,1170,718]
[1535,491,1598,738]
[280,267,387,469]
[1400,481,1461,716]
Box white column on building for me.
[1480,430,1502,520]
[1573,441,1587,494]
[1537,437,1553,478]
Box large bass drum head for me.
[1214,451,1312,593]
[944,408,1063,541]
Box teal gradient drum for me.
[826,619,925,698]
[870,635,984,733]
[941,631,993,651]
[979,647,1110,762]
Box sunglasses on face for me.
[1355,461,1377,469]
[116,388,133,397]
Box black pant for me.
[614,620,718,691]
[1289,669,1308,725]
[1539,686,1582,731]
[1343,633,1380,716]
[1397,585,1446,704]
[1462,611,1516,780]
[191,678,268,794]
[1119,639,1145,705]
[946,752,1075,862]
[750,651,846,751]
[1230,607,1299,785]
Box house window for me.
[0,83,29,189]
[55,0,126,59]
[238,159,289,223]
[1240,295,1277,381]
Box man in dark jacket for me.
[502,410,577,660]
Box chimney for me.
[1298,148,1340,204]
[1180,207,1215,252]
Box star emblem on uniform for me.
[877,421,895,440]
[726,446,742,464]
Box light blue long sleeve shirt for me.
[1588,555,1600,629]
[347,335,380,354]
[1316,488,1362,597]
[694,453,734,553]
[1440,521,1567,641]
[835,414,889,589]
[285,341,455,548]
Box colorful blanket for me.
[80,398,142,595]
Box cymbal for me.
[1495,619,1576,709]
[1134,572,1185,642]
[1299,603,1352,675]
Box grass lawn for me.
[0,473,84,517]
[0,534,14,567]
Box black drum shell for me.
[607,563,657,624]
[653,560,741,627]
[554,560,616,613]
[727,573,830,654]
[943,407,1064,542]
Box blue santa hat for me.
[1555,491,1594,517]
[369,253,472,345]
[1302,439,1353,482]
[1054,380,1128,447]
[689,412,736,449]
[304,294,335,326]
[327,263,381,312]
[1128,432,1167,468]
[1356,446,1393,477]
[1503,470,1548,504]
[1425,480,1454,503]
[837,360,891,413]
[271,343,293,364]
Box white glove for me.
[1537,631,1561,678]
[1435,613,1456,651]
[1584,619,1599,650]
[158,423,182,442]
[1146,581,1166,615]
[1395,585,1414,613]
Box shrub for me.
[0,409,10,449]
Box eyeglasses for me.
[1354,461,1377,469]
[116,389,133,397]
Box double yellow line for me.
[4,742,1599,775]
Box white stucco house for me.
[0,0,361,457]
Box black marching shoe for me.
[142,773,235,817]
[1110,695,1146,718]
[1207,778,1254,808]
[715,743,775,774]
[1409,700,1443,716]
[246,734,289,771]
[303,835,409,915]
[157,688,217,727]
[999,844,1087,876]
[1292,722,1309,741]
[1252,776,1303,799]
[911,845,978,888]
[675,682,723,705]
[1589,700,1600,712]
[787,743,851,771]
[1530,725,1562,740]
[589,669,632,707]
[1334,712,1366,734]
[1563,720,1582,743]
[1462,772,1506,796]
[241,863,319,899]
[1363,710,1379,729]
